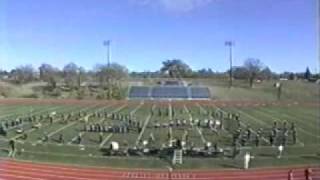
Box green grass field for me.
[0,99,319,170]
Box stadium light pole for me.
[103,40,111,66]
[225,41,235,88]
[317,0,320,144]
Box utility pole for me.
[103,40,111,66]
[225,41,235,88]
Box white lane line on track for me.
[0,165,171,180]
[0,161,125,176]
[1,162,317,180]
[0,173,45,180]
[0,168,94,180]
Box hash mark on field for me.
[99,133,113,148]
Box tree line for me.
[0,58,317,89]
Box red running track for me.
[0,159,319,180]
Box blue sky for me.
[0,0,318,73]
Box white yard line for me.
[67,104,115,144]
[99,133,113,148]
[9,105,95,141]
[252,110,307,146]
[169,102,172,121]
[129,101,144,116]
[196,103,207,114]
[5,105,61,122]
[183,105,193,127]
[32,104,103,144]
[235,109,268,127]
[100,104,128,123]
[47,122,77,138]
[169,127,173,141]
[262,108,320,138]
[67,103,127,145]
[135,105,155,146]
[210,104,270,144]
[68,135,79,145]
[184,105,206,144]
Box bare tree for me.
[244,58,263,88]
[94,63,128,99]
[11,65,35,84]
[39,63,60,89]
[95,63,128,87]
[63,63,79,88]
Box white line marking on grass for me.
[99,133,113,148]
[100,104,128,123]
[11,105,62,121]
[211,104,270,144]
[184,105,206,144]
[135,105,155,146]
[10,105,97,141]
[235,109,268,127]
[67,104,114,144]
[34,104,104,144]
[252,109,305,146]
[196,103,206,114]
[196,103,232,137]
[183,105,193,127]
[129,101,144,116]
[261,108,320,138]
[48,122,77,138]
[169,127,173,141]
[68,135,79,145]
[169,102,172,121]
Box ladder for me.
[172,149,183,165]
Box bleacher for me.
[128,86,150,99]
[191,87,210,99]
[152,87,188,99]
[129,86,210,100]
